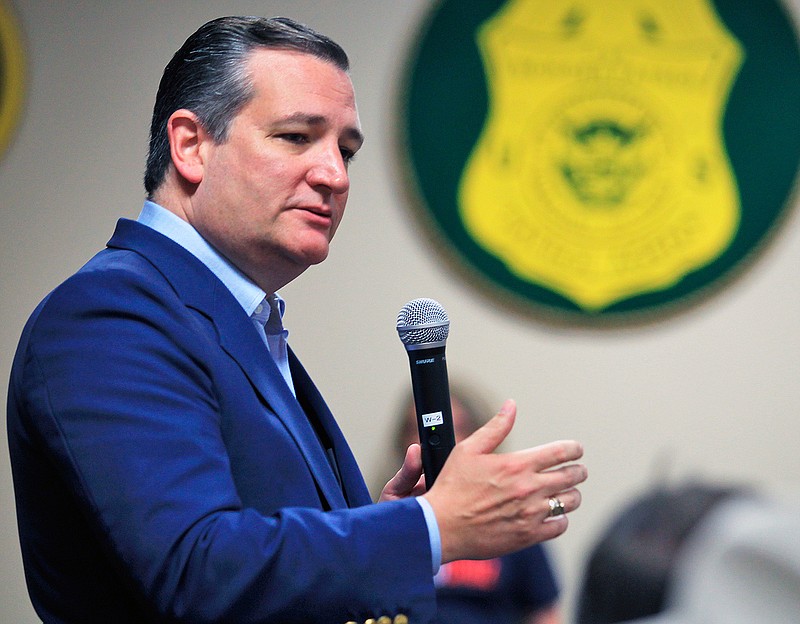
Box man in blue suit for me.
[7,16,587,623]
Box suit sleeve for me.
[14,262,437,623]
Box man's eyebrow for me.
[277,113,364,148]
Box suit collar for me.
[137,200,266,316]
[107,218,348,509]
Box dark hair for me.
[575,482,748,624]
[144,16,349,196]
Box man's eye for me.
[279,133,308,144]
[340,148,357,165]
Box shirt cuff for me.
[415,497,442,574]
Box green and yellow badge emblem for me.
[400,0,800,320]
[0,0,25,160]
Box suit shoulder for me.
[42,247,178,318]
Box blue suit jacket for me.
[7,219,436,623]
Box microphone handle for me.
[406,344,456,486]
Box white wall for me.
[1,1,798,622]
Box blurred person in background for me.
[620,492,800,624]
[575,482,753,624]
[377,380,562,624]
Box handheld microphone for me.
[396,298,456,486]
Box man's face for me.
[188,48,363,291]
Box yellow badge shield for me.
[459,0,744,311]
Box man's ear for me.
[166,109,208,185]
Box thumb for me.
[394,443,424,489]
[461,399,516,455]
[379,443,425,502]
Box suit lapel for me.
[289,351,373,508]
[107,219,348,510]
[215,321,348,511]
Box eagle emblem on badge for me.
[459,0,744,311]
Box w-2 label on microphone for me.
[421,411,444,427]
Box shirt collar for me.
[137,200,284,319]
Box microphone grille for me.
[396,298,450,346]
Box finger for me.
[460,399,516,455]
[542,487,582,521]
[539,513,570,539]
[380,444,424,501]
[395,443,423,488]
[537,463,588,494]
[514,439,584,472]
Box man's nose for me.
[306,146,350,194]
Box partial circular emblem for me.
[399,0,800,321]
[0,0,25,160]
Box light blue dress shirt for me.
[136,201,294,394]
[136,200,440,573]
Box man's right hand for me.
[422,399,587,563]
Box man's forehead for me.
[245,49,363,141]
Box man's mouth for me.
[295,206,333,228]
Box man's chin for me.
[297,242,331,267]
[307,250,330,266]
